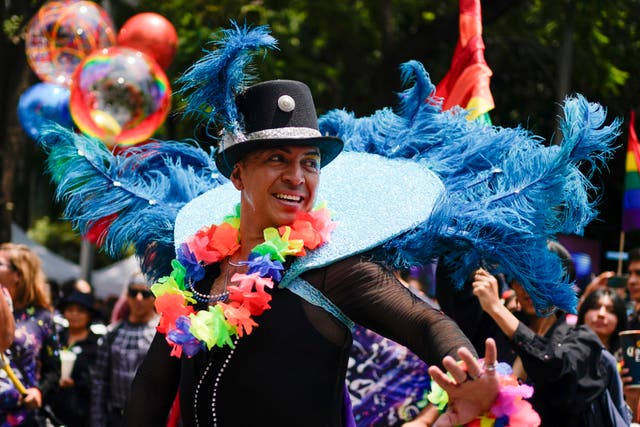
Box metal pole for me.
[79,238,94,282]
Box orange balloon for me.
[117,13,178,70]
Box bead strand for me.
[185,279,229,303]
[193,357,214,427]
[212,337,239,426]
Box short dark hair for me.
[547,240,576,283]
[629,247,640,264]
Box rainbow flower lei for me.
[151,203,336,358]
[427,362,541,427]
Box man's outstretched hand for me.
[428,338,499,427]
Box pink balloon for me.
[117,13,178,70]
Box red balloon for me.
[117,13,178,70]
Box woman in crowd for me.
[0,243,60,426]
[49,288,100,427]
[577,288,628,356]
[578,287,640,424]
[0,283,13,352]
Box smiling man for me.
[123,79,499,427]
[230,145,322,245]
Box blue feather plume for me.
[35,21,621,313]
[37,124,223,280]
[34,22,278,286]
[319,61,620,314]
[176,22,277,137]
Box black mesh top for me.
[123,254,473,427]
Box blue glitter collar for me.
[174,152,444,286]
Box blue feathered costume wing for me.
[37,23,619,315]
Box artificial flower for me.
[188,222,240,263]
[176,243,205,283]
[503,398,540,426]
[253,227,302,261]
[280,220,311,253]
[167,315,202,357]
[189,306,236,349]
[491,384,534,418]
[169,258,187,289]
[221,204,241,229]
[227,273,274,316]
[305,207,336,243]
[219,301,258,337]
[240,253,284,282]
[228,272,275,293]
[237,291,273,316]
[155,293,194,334]
[426,381,448,411]
[152,276,183,297]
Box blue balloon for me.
[18,82,73,140]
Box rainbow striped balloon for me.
[69,46,171,148]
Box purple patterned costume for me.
[347,324,431,427]
[0,306,60,427]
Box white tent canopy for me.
[11,223,141,299]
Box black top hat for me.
[215,80,344,178]
[58,290,97,316]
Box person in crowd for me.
[577,288,628,356]
[578,287,640,424]
[0,283,13,352]
[577,270,617,308]
[396,266,439,308]
[90,273,158,427]
[436,265,516,363]
[60,278,94,297]
[49,288,101,427]
[57,278,107,331]
[0,243,60,426]
[626,248,640,329]
[472,241,632,426]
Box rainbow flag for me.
[623,110,640,231]
[435,0,494,124]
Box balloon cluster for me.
[19,1,176,148]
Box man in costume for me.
[36,23,619,426]
[121,78,500,427]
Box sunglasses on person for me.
[127,288,154,299]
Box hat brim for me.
[215,136,344,179]
[59,299,99,317]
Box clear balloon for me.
[69,46,172,147]
[18,82,74,140]
[117,13,178,70]
[25,0,116,86]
